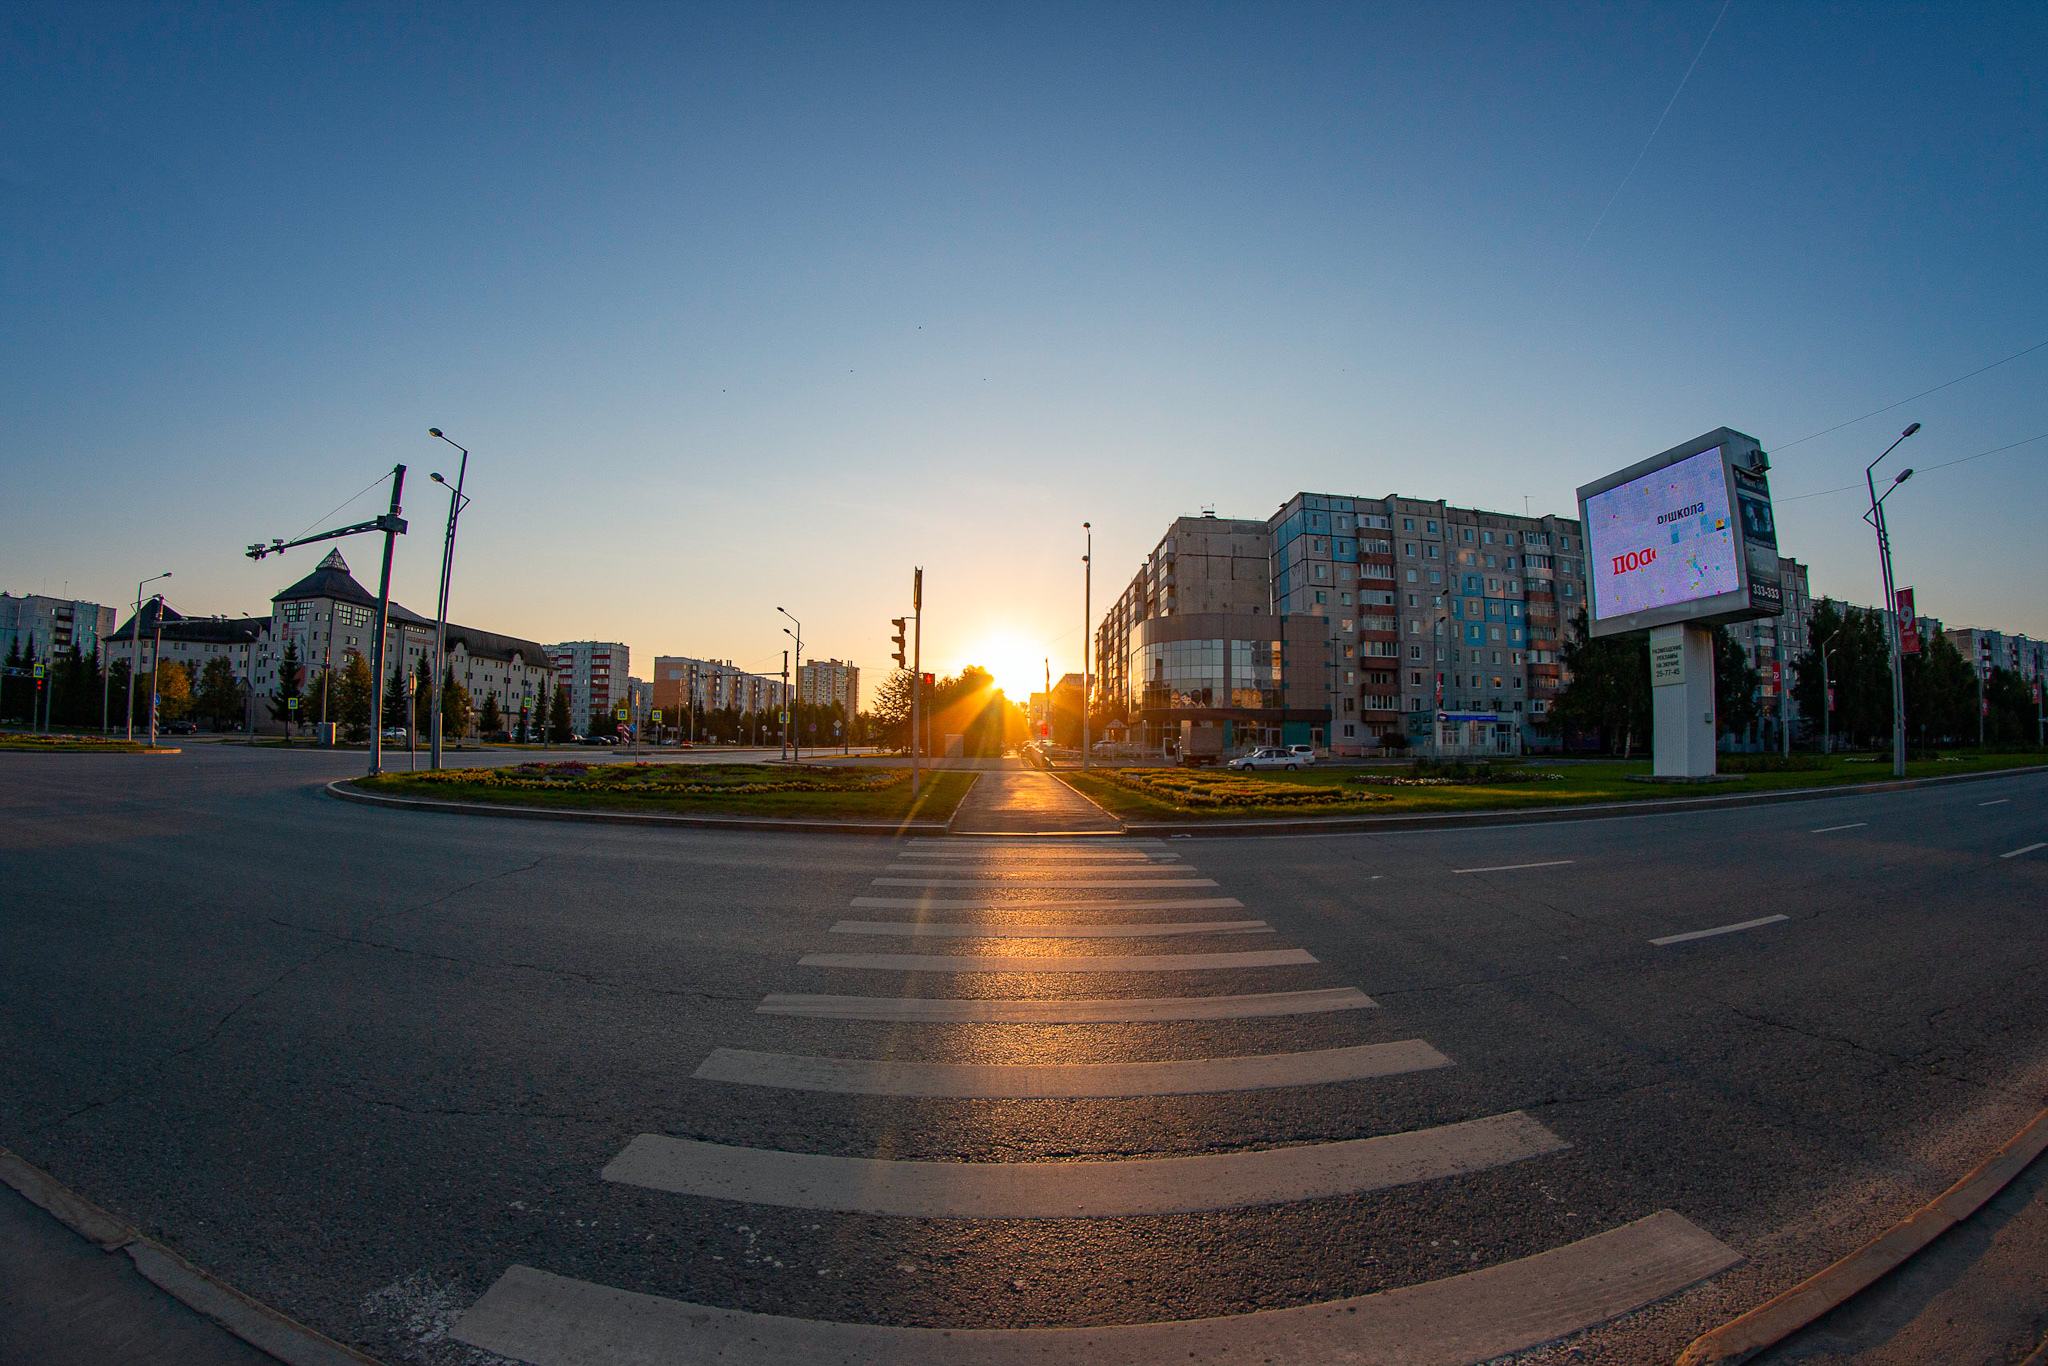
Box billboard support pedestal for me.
[1651,623,1718,777]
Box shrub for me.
[1100,769,1381,808]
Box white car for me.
[1228,747,1303,772]
[1287,745,1319,765]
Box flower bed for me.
[401,762,908,796]
[1346,758,1564,787]
[1101,769,1380,808]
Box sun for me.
[960,632,1054,701]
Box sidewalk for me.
[948,770,1122,834]
[0,1181,279,1365]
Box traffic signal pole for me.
[912,567,923,799]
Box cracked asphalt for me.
[1,745,2044,1363]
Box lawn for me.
[354,761,977,822]
[0,731,176,753]
[1062,752,2048,821]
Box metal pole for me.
[1081,523,1091,771]
[428,431,470,771]
[368,465,404,776]
[1978,647,1986,749]
[1865,425,1916,778]
[1778,630,1789,756]
[148,610,163,747]
[911,567,922,798]
[781,651,790,759]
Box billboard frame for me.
[1576,426,1783,639]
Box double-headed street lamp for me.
[1818,627,1843,756]
[778,606,803,762]
[1864,422,1919,778]
[118,571,172,738]
[427,428,471,770]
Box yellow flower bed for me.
[1101,768,1383,808]
[397,762,907,796]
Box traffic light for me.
[890,617,908,667]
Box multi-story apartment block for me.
[652,656,787,722]
[549,641,629,730]
[1095,514,1271,726]
[1945,627,2047,688]
[798,658,860,717]
[1723,557,1812,750]
[0,592,117,664]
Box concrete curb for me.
[325,780,954,837]
[1673,1106,2048,1365]
[1094,762,2048,838]
[0,1145,385,1366]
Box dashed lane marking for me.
[691,1041,1449,1097]
[872,876,1219,889]
[882,867,1202,879]
[849,896,1244,912]
[754,987,1378,1022]
[1651,914,1790,947]
[1980,799,2010,806]
[454,1212,1738,1366]
[599,1112,1565,1217]
[893,850,1170,861]
[796,949,1316,973]
[1809,822,1868,833]
[1452,860,1574,874]
[829,919,1271,938]
[2002,842,2046,860]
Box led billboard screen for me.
[1584,446,1740,622]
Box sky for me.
[3,2,2042,702]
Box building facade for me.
[1722,556,1813,750]
[1945,626,2047,688]
[652,656,787,724]
[0,593,117,664]
[549,641,630,731]
[798,658,859,717]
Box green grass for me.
[0,730,173,753]
[1063,752,2047,821]
[356,761,977,822]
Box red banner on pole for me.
[1896,588,1920,654]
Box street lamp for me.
[122,572,172,740]
[778,607,802,762]
[1081,523,1092,772]
[1864,422,1919,778]
[1817,627,1842,756]
[427,429,471,771]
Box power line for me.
[287,469,396,545]
[1776,338,2048,450]
[1775,430,2048,502]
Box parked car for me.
[1287,745,1319,765]
[1228,747,1302,772]
[382,727,408,742]
[163,719,197,735]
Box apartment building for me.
[798,658,860,717]
[549,641,629,729]
[1945,627,2048,688]
[652,656,787,721]
[0,592,117,663]
[1723,557,1813,750]
[1094,514,1271,728]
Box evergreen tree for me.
[1791,601,1891,749]
[197,656,242,730]
[1545,609,1651,754]
[547,683,572,743]
[1,637,22,722]
[334,650,375,739]
[1712,626,1762,739]
[440,666,474,744]
[383,663,411,737]
[270,639,304,734]
[478,690,503,739]
[411,656,435,736]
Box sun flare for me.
[961,633,1058,702]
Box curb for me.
[0,1145,384,1366]
[325,780,954,837]
[1674,1105,2048,1365]
[1099,762,2048,838]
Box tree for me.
[270,639,304,734]
[1986,667,2041,748]
[383,663,411,737]
[547,683,572,743]
[868,670,914,751]
[3,638,34,723]
[1712,626,1761,739]
[334,650,375,740]
[1903,632,1976,746]
[478,690,503,740]
[411,656,435,737]
[151,658,193,724]
[1792,600,1891,749]
[441,667,473,745]
[197,657,243,731]
[1545,609,1651,755]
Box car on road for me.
[382,728,409,742]
[1287,745,1318,765]
[163,719,197,734]
[1228,747,1303,771]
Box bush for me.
[1101,769,1381,809]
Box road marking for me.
[1452,860,1574,874]
[830,919,1271,939]
[872,876,1219,889]
[849,895,1245,912]
[1651,914,1790,947]
[754,987,1378,1022]
[693,1041,1448,1098]
[883,867,1201,879]
[600,1111,1564,1217]
[2002,842,2046,860]
[454,1212,1738,1365]
[1809,822,1868,833]
[1980,799,2010,806]
[894,850,1169,861]
[797,949,1316,973]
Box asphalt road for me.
[0,744,2043,1363]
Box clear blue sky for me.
[4,3,2041,698]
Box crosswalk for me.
[452,836,1740,1365]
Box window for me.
[1427,545,1440,559]
[1491,627,1504,641]
[1408,620,1421,634]
[1406,593,1418,607]
[1404,518,1414,530]
[1343,723,1355,737]
[1505,533,1516,545]
[1405,568,1417,582]
[1427,521,1438,534]
[1428,570,1441,584]
[1485,555,1496,569]
[1315,591,1327,604]
[1340,592,1353,606]
[1463,529,1474,542]
[1410,645,1422,659]
[1340,565,1354,581]
[1484,532,1494,544]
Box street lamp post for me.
[427,429,471,771]
[1818,628,1842,757]
[123,573,172,739]
[1081,523,1092,772]
[1863,423,1919,778]
[779,607,802,763]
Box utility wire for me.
[1775,430,2048,502]
[1776,338,2048,450]
[287,469,395,544]
[1550,0,1732,301]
